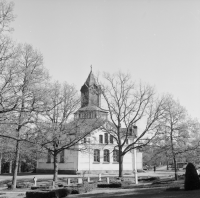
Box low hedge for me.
[7,182,33,189]
[31,186,50,190]
[97,182,122,188]
[26,191,56,198]
[71,189,79,194]
[74,182,97,193]
[26,188,70,198]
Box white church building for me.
[36,70,143,174]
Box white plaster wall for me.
[37,148,78,171]
[77,128,142,172]
[37,128,143,172]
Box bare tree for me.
[0,1,19,116]
[35,81,103,184]
[157,96,200,180]
[0,137,15,173]
[0,0,15,33]
[0,44,48,189]
[98,71,166,177]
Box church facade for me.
[36,70,143,174]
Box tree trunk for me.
[119,150,124,178]
[170,130,177,180]
[0,153,2,174]
[167,160,169,170]
[173,155,178,180]
[53,153,58,183]
[9,161,12,173]
[11,140,20,189]
[18,160,21,173]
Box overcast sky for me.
[11,0,200,121]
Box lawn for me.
[68,188,200,198]
[0,174,194,198]
[1,187,200,198]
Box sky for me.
[10,0,200,121]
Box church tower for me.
[80,69,101,108]
[74,68,107,120]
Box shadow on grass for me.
[68,188,200,198]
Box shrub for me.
[7,182,33,189]
[109,183,122,188]
[184,163,200,191]
[76,182,97,193]
[97,183,110,188]
[31,186,50,190]
[53,188,71,197]
[26,188,71,198]
[0,180,11,187]
[71,189,79,194]
[97,182,121,188]
[26,191,57,198]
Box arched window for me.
[113,150,119,162]
[94,149,100,162]
[60,150,65,163]
[110,135,114,144]
[99,135,103,143]
[129,128,133,136]
[104,149,110,162]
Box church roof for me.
[66,117,106,135]
[75,105,108,114]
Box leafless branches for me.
[98,71,167,176]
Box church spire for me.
[85,66,97,87]
[80,67,100,108]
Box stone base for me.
[36,169,77,174]
[77,170,133,175]
[36,169,133,175]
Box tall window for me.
[113,150,119,162]
[129,128,133,136]
[110,135,113,144]
[126,139,129,144]
[60,150,65,163]
[105,133,108,144]
[94,149,100,162]
[47,150,51,163]
[99,135,103,143]
[104,149,110,162]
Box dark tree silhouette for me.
[184,162,200,191]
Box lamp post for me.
[133,144,138,184]
[89,138,90,174]
[131,125,138,184]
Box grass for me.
[0,179,200,198]
[68,188,200,198]
[0,175,190,198]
